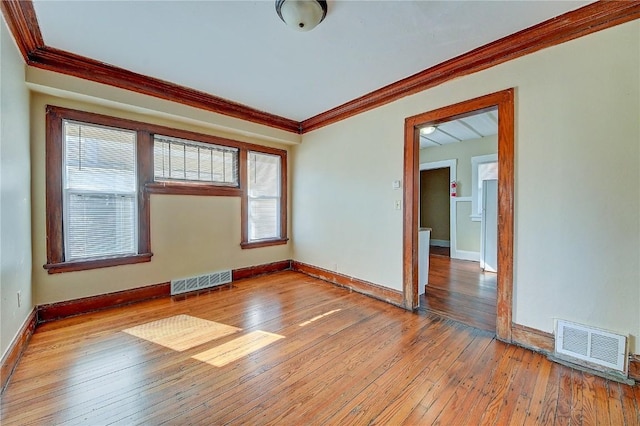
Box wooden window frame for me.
[44,106,288,273]
[240,148,289,249]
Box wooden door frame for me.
[403,89,514,342]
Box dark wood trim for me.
[44,105,289,272]
[45,106,65,265]
[280,152,289,242]
[0,308,37,394]
[301,2,640,132]
[37,281,171,323]
[33,48,299,133]
[292,261,404,307]
[1,1,298,133]
[44,253,153,274]
[496,90,515,341]
[239,149,249,244]
[0,0,43,62]
[137,132,153,254]
[38,259,295,323]
[46,106,289,156]
[240,238,289,250]
[145,182,242,197]
[44,106,155,273]
[5,1,637,136]
[403,89,514,342]
[232,260,292,281]
[402,125,419,310]
[629,355,640,382]
[511,323,555,354]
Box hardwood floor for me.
[2,271,638,425]
[421,254,497,333]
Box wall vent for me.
[171,269,232,296]
[555,319,628,374]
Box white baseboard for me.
[452,249,480,262]
[430,239,450,247]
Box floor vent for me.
[171,269,232,296]
[554,319,628,376]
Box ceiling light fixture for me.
[420,126,437,135]
[276,0,327,32]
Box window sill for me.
[240,238,289,250]
[145,182,242,197]
[44,253,153,274]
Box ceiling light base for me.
[276,0,327,32]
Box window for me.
[45,107,152,273]
[45,106,287,273]
[470,154,498,221]
[247,152,281,241]
[63,121,138,261]
[241,151,288,249]
[154,135,238,186]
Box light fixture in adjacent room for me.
[420,126,437,135]
[276,0,328,32]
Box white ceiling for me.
[32,1,591,121]
[419,109,497,149]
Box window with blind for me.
[45,106,287,273]
[154,135,238,186]
[63,120,138,260]
[247,152,281,242]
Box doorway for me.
[403,89,515,342]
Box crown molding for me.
[0,0,42,60]
[301,1,640,133]
[2,0,638,135]
[0,0,300,134]
[29,46,301,133]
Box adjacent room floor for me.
[420,253,497,333]
[1,271,637,424]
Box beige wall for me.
[30,93,293,305]
[419,168,450,242]
[456,201,479,252]
[1,18,33,358]
[293,21,640,351]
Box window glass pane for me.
[248,152,281,241]
[153,135,238,185]
[249,199,279,241]
[65,122,136,193]
[66,193,136,260]
[248,152,280,198]
[63,120,137,260]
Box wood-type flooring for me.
[421,254,497,332]
[1,271,638,425]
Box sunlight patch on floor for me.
[123,314,240,351]
[299,309,342,327]
[193,330,284,367]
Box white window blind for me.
[154,135,238,185]
[248,152,281,241]
[63,120,138,261]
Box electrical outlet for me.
[17,291,21,308]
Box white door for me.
[480,179,498,272]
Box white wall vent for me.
[555,319,628,374]
[171,269,232,296]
